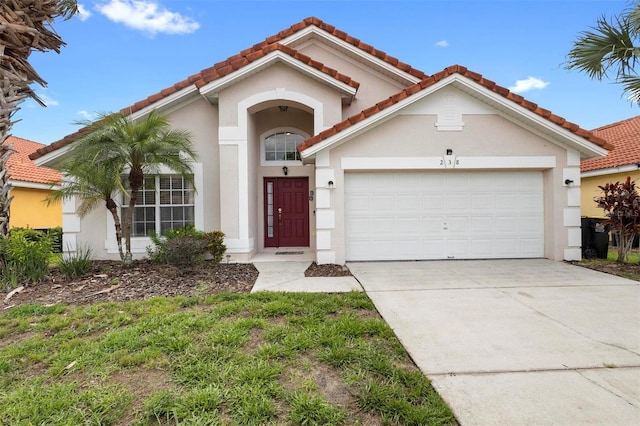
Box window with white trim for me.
[122,175,194,237]
[264,132,304,162]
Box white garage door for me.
[345,171,544,261]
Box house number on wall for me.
[440,155,459,168]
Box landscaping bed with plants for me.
[3,260,354,308]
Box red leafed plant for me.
[595,177,640,263]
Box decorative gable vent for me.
[435,94,465,131]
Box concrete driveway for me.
[348,259,640,426]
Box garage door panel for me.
[495,193,518,209]
[346,194,370,212]
[396,217,421,233]
[345,171,543,261]
[471,193,494,210]
[421,195,445,211]
[397,195,420,210]
[446,194,469,210]
[371,195,394,211]
[422,216,446,233]
[471,239,495,257]
[471,217,494,233]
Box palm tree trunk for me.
[105,197,124,261]
[0,143,14,236]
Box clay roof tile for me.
[300,64,610,153]
[4,136,61,185]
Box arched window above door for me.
[261,129,307,166]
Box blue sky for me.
[13,0,637,145]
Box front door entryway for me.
[264,177,310,247]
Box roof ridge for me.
[298,64,611,152]
[193,42,360,90]
[31,16,420,161]
[591,114,640,132]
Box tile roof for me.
[298,65,612,152]
[31,16,423,161]
[580,115,640,172]
[4,136,61,185]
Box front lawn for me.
[0,292,455,425]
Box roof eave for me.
[581,163,640,178]
[447,77,609,159]
[279,25,423,87]
[199,51,358,102]
[302,73,610,160]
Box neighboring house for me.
[31,17,612,264]
[581,115,640,218]
[4,136,61,229]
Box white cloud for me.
[509,76,550,93]
[435,40,449,48]
[77,110,96,120]
[36,92,59,107]
[96,0,200,36]
[77,4,92,21]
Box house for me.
[581,115,640,218]
[30,17,612,264]
[4,136,61,229]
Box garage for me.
[344,171,544,261]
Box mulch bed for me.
[2,260,352,308]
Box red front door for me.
[264,177,310,247]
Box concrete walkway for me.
[348,259,640,426]
[250,261,362,293]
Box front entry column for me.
[219,126,254,257]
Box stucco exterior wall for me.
[217,62,346,259]
[322,109,572,264]
[69,97,219,260]
[296,43,409,119]
[10,186,61,229]
[581,170,640,218]
[218,63,343,129]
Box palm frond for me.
[620,73,640,105]
[566,13,638,80]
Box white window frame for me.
[105,163,204,254]
[123,175,195,237]
[260,127,309,167]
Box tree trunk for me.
[0,144,14,236]
[105,197,124,261]
[124,169,144,265]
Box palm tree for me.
[566,1,640,104]
[68,111,197,263]
[0,1,77,235]
[48,158,126,260]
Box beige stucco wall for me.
[217,62,346,258]
[297,43,410,119]
[581,170,640,218]
[218,63,343,129]
[72,97,220,260]
[323,110,571,264]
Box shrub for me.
[0,228,54,288]
[203,231,226,263]
[57,245,93,278]
[146,226,226,266]
[164,236,208,273]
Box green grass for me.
[606,251,640,263]
[0,292,455,425]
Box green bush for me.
[146,225,226,266]
[57,245,93,278]
[164,236,208,273]
[0,228,54,288]
[203,231,226,263]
